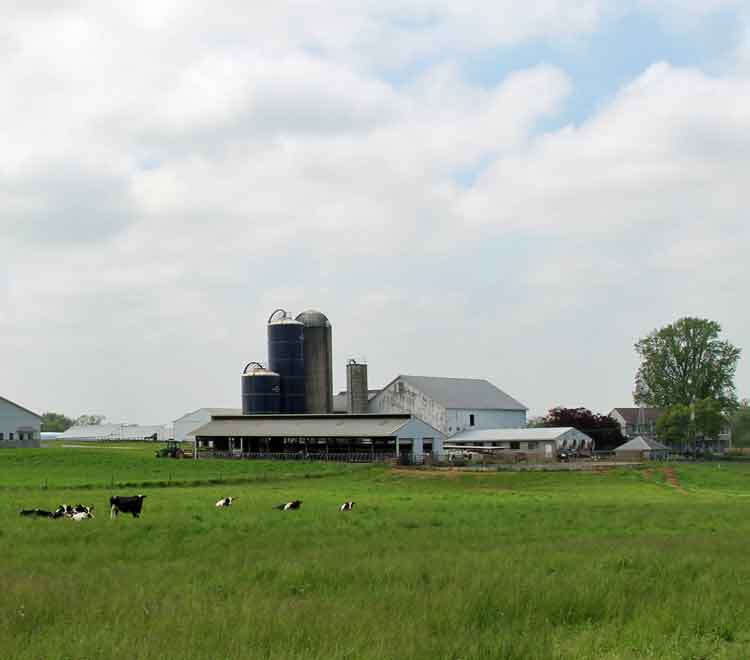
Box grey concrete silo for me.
[346,359,369,414]
[295,310,333,414]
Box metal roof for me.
[295,310,331,327]
[59,424,168,440]
[610,408,666,425]
[190,414,415,438]
[449,427,580,443]
[0,395,41,419]
[386,375,527,411]
[615,436,670,452]
[332,390,380,413]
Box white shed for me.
[0,396,41,448]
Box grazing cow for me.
[19,509,54,518]
[339,501,355,511]
[275,500,302,511]
[71,511,95,521]
[215,497,236,508]
[110,494,146,519]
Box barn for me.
[614,436,670,461]
[0,396,41,448]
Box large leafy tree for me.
[40,412,75,433]
[540,407,625,451]
[730,400,750,448]
[634,317,741,411]
[656,398,726,448]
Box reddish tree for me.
[540,407,625,451]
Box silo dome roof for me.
[295,309,331,327]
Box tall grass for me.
[2,452,750,659]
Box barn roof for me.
[189,413,432,439]
[379,375,527,411]
[448,427,588,443]
[610,408,666,425]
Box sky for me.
[2,1,749,424]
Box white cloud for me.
[1,2,749,421]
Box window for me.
[0,432,3,441]
[527,442,538,450]
[9,433,14,441]
[510,441,520,450]
[469,414,475,427]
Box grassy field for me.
[3,448,750,659]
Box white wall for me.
[0,399,41,448]
[446,409,526,436]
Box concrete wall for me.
[369,378,526,436]
[0,399,41,448]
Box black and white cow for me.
[275,500,302,511]
[215,497,236,508]
[71,510,95,521]
[19,508,55,518]
[339,501,355,511]
[110,494,146,518]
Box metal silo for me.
[241,362,281,415]
[295,309,333,414]
[267,309,306,414]
[346,359,369,413]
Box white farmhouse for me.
[368,375,527,437]
[0,395,41,448]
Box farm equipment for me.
[156,440,185,459]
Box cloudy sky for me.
[2,1,748,424]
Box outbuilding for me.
[446,427,592,460]
[614,436,670,461]
[0,395,41,448]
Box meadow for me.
[2,446,750,659]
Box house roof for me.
[0,396,41,419]
[189,413,427,439]
[615,436,670,452]
[448,427,589,443]
[387,375,527,411]
[610,407,666,425]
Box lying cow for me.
[19,508,56,518]
[275,500,302,511]
[339,501,355,511]
[71,510,95,521]
[215,497,237,508]
[110,494,146,519]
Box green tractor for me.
[156,440,185,459]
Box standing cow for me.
[110,495,147,519]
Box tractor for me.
[156,440,185,459]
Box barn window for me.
[0,432,3,441]
[527,442,538,450]
[510,441,520,450]
[469,414,475,426]
[9,432,14,441]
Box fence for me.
[202,450,430,464]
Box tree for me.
[656,404,691,447]
[75,414,106,426]
[656,398,726,449]
[40,412,75,433]
[539,407,625,451]
[634,317,741,411]
[730,399,750,448]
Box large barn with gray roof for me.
[368,375,527,437]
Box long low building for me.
[446,427,593,460]
[188,413,444,459]
[58,424,170,442]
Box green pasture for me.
[2,448,750,659]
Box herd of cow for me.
[20,495,355,520]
